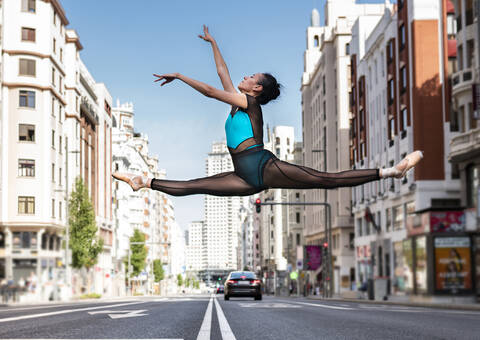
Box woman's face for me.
[238,73,263,93]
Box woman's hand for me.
[153,73,179,86]
[198,25,214,43]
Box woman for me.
[113,26,423,197]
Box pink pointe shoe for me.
[112,172,148,191]
[393,150,424,178]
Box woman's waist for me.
[229,144,265,158]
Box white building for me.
[186,221,205,273]
[203,141,242,278]
[0,0,113,301]
[301,1,388,295]
[259,125,294,294]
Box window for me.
[275,137,280,145]
[466,164,479,208]
[389,118,395,140]
[52,67,55,85]
[21,0,36,13]
[60,48,63,62]
[18,196,35,214]
[386,208,391,232]
[19,58,36,76]
[399,25,405,50]
[388,79,395,104]
[19,124,35,142]
[18,159,35,177]
[59,136,62,153]
[296,212,300,223]
[59,201,62,219]
[458,44,464,70]
[401,108,408,131]
[387,40,394,63]
[52,199,55,217]
[346,43,350,55]
[296,233,301,246]
[401,67,407,92]
[393,205,404,230]
[52,163,55,182]
[52,130,55,148]
[53,12,57,25]
[53,38,56,54]
[21,27,35,42]
[19,90,35,108]
[59,167,62,185]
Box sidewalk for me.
[286,293,480,312]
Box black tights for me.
[150,158,379,197]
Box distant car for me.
[216,285,224,294]
[224,271,262,301]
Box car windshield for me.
[230,272,256,279]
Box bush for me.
[79,293,101,299]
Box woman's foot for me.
[112,172,149,191]
[380,151,424,178]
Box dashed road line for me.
[196,295,213,340]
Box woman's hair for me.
[256,73,282,105]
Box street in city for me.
[0,295,479,340]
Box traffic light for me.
[255,198,261,213]
[323,242,328,249]
[218,277,221,281]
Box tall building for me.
[449,0,480,298]
[349,0,473,299]
[186,221,205,273]
[301,1,388,295]
[0,0,113,301]
[201,141,242,281]
[259,126,294,294]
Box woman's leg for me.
[262,150,423,189]
[113,171,261,197]
[262,158,380,189]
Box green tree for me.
[185,277,191,288]
[123,229,148,278]
[177,274,183,287]
[69,177,104,293]
[153,260,164,282]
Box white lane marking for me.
[238,302,300,308]
[0,339,183,340]
[286,301,354,310]
[0,299,141,313]
[0,301,147,323]
[154,298,210,302]
[89,309,148,319]
[214,296,236,340]
[196,295,213,340]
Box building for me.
[301,1,388,295]
[0,0,113,301]
[449,0,480,298]
[200,141,242,281]
[258,126,294,294]
[349,0,473,300]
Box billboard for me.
[434,237,472,292]
[304,246,322,270]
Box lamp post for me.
[312,149,332,297]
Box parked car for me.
[216,285,224,294]
[224,271,262,301]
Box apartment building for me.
[301,1,388,295]
[349,0,472,299]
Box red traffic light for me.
[323,242,328,248]
[255,198,261,204]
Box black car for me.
[224,271,262,300]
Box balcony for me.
[449,127,480,163]
[452,68,474,96]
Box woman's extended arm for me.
[198,25,236,93]
[154,73,247,109]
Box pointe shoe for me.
[394,150,424,178]
[112,172,147,191]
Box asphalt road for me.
[0,294,479,339]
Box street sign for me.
[297,260,303,270]
[290,271,298,280]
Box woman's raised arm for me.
[154,73,247,109]
[198,25,237,93]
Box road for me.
[0,294,479,339]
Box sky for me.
[61,0,387,230]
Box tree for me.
[153,260,164,282]
[177,274,183,287]
[69,177,104,293]
[123,229,148,278]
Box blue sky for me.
[61,0,387,230]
